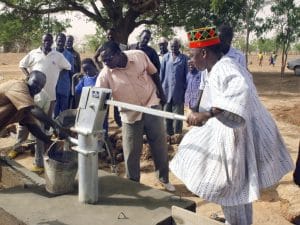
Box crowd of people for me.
[0,24,297,225]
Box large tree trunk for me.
[245,26,250,68]
[280,41,290,77]
[244,0,250,68]
[114,25,133,45]
[280,50,284,77]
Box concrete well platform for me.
[0,165,195,225]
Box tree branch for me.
[135,18,158,26]
[101,0,117,19]
[89,0,103,21]
[0,0,110,28]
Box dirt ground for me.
[0,52,300,225]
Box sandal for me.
[31,165,44,173]
[7,150,19,159]
[210,212,226,223]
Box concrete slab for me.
[0,170,195,225]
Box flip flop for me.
[210,212,226,223]
[7,150,19,159]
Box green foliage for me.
[84,26,107,52]
[0,7,70,52]
[46,18,71,37]
[156,0,213,30]
[254,38,277,53]
[4,0,297,58]
[233,36,255,53]
[0,0,249,44]
[211,0,246,28]
[233,36,247,52]
[293,42,300,53]
[270,0,300,45]
[267,0,300,75]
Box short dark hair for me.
[42,33,53,40]
[140,29,151,37]
[99,41,121,55]
[205,44,222,56]
[66,35,74,40]
[56,32,66,41]
[218,24,233,42]
[30,70,46,84]
[81,58,97,68]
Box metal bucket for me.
[55,109,77,128]
[44,141,78,195]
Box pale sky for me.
[61,0,300,46]
[60,12,148,45]
[58,12,187,46]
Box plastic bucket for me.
[44,142,78,195]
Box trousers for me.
[122,105,169,183]
[15,124,45,167]
[222,203,253,225]
[164,100,184,136]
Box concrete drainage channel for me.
[0,157,197,225]
[0,90,196,225]
[0,159,30,225]
[1,158,299,225]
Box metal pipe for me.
[70,127,91,136]
[67,137,78,146]
[106,100,187,121]
[77,133,99,204]
[72,146,97,156]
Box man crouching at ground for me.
[0,71,63,155]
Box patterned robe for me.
[170,57,294,206]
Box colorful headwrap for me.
[187,27,220,48]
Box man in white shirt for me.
[194,25,247,112]
[170,27,293,225]
[19,33,71,116]
[218,24,247,68]
[9,33,71,172]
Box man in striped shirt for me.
[218,24,247,68]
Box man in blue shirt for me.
[75,58,98,94]
[184,60,202,111]
[160,38,188,136]
[75,58,108,137]
[54,33,74,118]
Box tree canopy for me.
[1,0,299,73]
[262,0,300,75]
[0,0,250,44]
[0,5,70,52]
